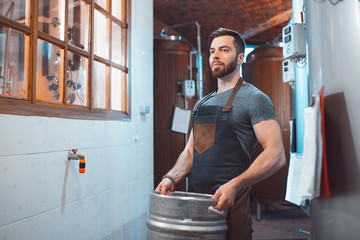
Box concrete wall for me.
[306,0,360,239]
[0,0,154,239]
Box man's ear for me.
[237,53,244,64]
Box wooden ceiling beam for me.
[241,8,293,39]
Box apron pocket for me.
[194,122,216,154]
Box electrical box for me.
[179,80,195,97]
[282,59,295,83]
[282,23,306,59]
[139,104,150,114]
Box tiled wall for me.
[0,0,154,239]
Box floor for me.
[251,200,311,240]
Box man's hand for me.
[155,178,174,195]
[211,181,237,211]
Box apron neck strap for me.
[222,77,244,112]
[192,89,217,116]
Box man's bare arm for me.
[155,130,194,194]
[213,119,286,210]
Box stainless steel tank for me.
[146,191,228,240]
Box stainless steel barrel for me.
[146,191,228,240]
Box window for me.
[0,0,129,120]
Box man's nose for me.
[212,50,220,60]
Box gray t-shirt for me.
[193,82,276,160]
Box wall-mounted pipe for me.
[68,151,84,160]
[68,149,86,173]
[194,21,203,98]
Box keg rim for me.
[151,191,217,204]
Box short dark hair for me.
[208,28,246,55]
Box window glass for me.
[68,0,90,51]
[111,22,122,65]
[112,0,122,21]
[121,28,127,67]
[38,0,65,40]
[0,0,129,120]
[0,0,30,25]
[94,9,108,59]
[95,0,107,10]
[0,26,28,98]
[110,67,123,111]
[66,51,88,106]
[36,39,63,102]
[93,61,106,109]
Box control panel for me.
[282,59,295,83]
[282,23,306,59]
[179,80,195,97]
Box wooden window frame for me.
[0,0,130,121]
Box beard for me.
[211,57,238,78]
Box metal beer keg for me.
[147,191,228,240]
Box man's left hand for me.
[211,181,237,211]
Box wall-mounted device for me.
[283,59,295,83]
[68,149,86,174]
[178,80,195,97]
[139,104,150,114]
[282,23,306,59]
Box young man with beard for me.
[155,28,286,240]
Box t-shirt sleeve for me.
[247,90,277,126]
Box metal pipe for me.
[189,52,194,81]
[160,22,196,36]
[195,21,203,98]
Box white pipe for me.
[195,21,203,98]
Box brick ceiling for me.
[154,0,292,50]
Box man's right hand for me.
[155,178,174,195]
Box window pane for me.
[66,51,88,106]
[0,0,30,25]
[111,22,121,65]
[68,0,90,51]
[121,28,127,67]
[112,0,122,21]
[94,10,108,59]
[93,61,106,109]
[122,72,128,111]
[0,26,28,98]
[110,67,123,111]
[38,0,65,40]
[95,0,107,10]
[36,39,63,102]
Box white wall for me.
[0,0,154,239]
[306,0,360,239]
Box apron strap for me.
[192,89,217,116]
[222,77,244,112]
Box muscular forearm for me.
[212,146,285,211]
[166,147,193,184]
[156,131,194,194]
[231,144,286,191]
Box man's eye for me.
[222,49,229,52]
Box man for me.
[155,28,286,240]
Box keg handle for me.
[208,206,225,215]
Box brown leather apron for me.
[189,78,253,240]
